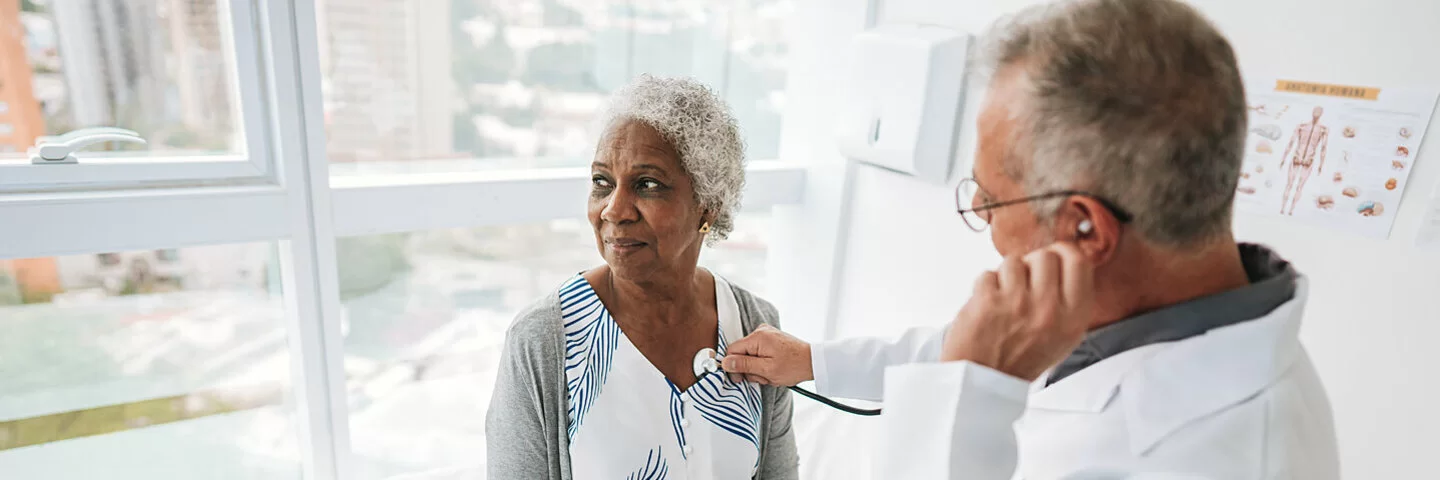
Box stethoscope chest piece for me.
[693,347,721,377]
[691,345,881,416]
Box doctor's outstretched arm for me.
[813,325,948,401]
[722,324,947,402]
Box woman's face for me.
[589,120,706,281]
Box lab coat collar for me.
[1026,346,1148,413]
[1047,244,1297,386]
[1121,277,1309,454]
[1025,278,1310,454]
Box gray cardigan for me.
[485,281,800,479]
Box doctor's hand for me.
[940,243,1096,382]
[721,325,814,386]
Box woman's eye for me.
[592,176,613,188]
[640,179,661,190]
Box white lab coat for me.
[810,279,1339,479]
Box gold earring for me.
[699,222,711,234]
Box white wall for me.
[811,0,1440,477]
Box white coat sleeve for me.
[810,326,948,402]
[876,361,1030,480]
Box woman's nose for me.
[600,187,640,223]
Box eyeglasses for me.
[954,177,1135,232]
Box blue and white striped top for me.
[561,273,763,480]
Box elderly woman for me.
[485,75,799,479]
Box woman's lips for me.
[607,238,648,253]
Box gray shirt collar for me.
[1046,243,1298,386]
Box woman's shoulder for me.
[501,277,580,357]
[508,294,562,336]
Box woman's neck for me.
[605,265,711,326]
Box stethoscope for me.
[693,348,881,416]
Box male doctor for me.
[722,0,1340,478]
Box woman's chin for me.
[603,247,654,270]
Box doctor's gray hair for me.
[600,74,746,245]
[977,0,1247,247]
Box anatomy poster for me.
[1234,79,1439,239]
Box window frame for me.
[0,0,275,190]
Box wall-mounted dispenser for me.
[836,24,970,185]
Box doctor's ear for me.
[1059,197,1119,264]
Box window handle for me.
[29,127,148,165]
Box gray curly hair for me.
[599,74,747,245]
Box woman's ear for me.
[698,209,714,234]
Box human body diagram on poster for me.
[1234,79,1439,238]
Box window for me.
[10,1,241,156]
[0,0,274,189]
[320,0,795,176]
[0,244,301,479]
[336,213,770,477]
[0,0,809,478]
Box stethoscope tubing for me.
[696,348,881,416]
[787,385,882,416]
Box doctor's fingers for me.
[1022,248,1063,302]
[725,328,774,358]
[997,256,1030,295]
[972,270,1000,298]
[1047,242,1095,310]
[721,354,775,379]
